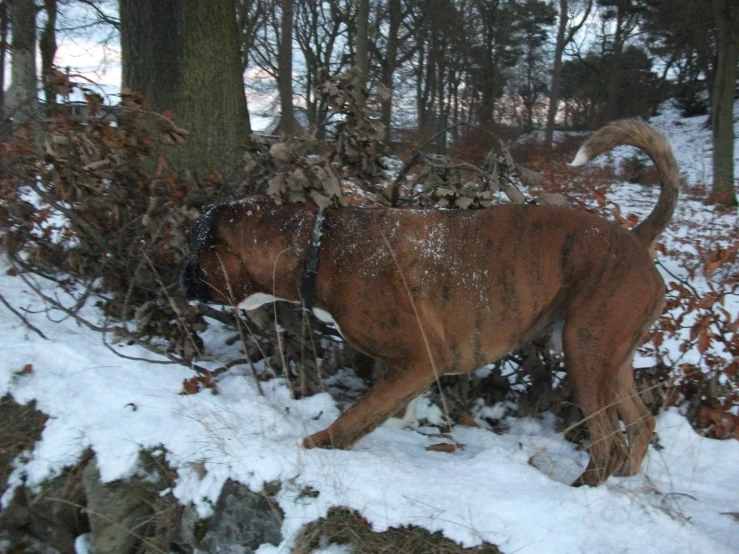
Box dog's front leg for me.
[303,362,437,450]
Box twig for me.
[213,251,265,395]
[656,260,702,298]
[24,179,117,258]
[14,263,219,375]
[196,303,237,327]
[0,291,48,339]
[120,209,175,325]
[390,151,423,207]
[390,121,514,206]
[143,252,203,359]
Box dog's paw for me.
[302,429,334,449]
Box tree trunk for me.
[604,9,625,123]
[544,0,568,158]
[709,0,738,206]
[416,39,426,133]
[40,0,58,113]
[355,0,369,78]
[0,1,9,113]
[380,0,400,145]
[479,57,495,126]
[120,0,248,173]
[7,0,38,125]
[277,0,295,135]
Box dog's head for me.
[181,203,253,305]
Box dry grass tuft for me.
[293,507,501,554]
[0,396,48,494]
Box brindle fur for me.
[182,119,678,486]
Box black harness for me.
[300,209,326,312]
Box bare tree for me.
[709,0,738,206]
[294,0,349,134]
[40,0,58,112]
[600,0,642,123]
[355,0,370,78]
[278,0,295,135]
[0,1,9,113]
[473,0,519,126]
[237,0,269,133]
[373,0,417,144]
[544,0,592,158]
[6,0,39,125]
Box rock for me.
[82,454,158,554]
[535,192,568,207]
[184,480,283,554]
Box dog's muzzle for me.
[180,254,212,302]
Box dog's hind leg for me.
[563,316,630,486]
[303,362,437,450]
[615,355,656,476]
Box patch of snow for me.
[74,533,93,554]
[0,268,737,552]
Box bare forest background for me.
[1,0,737,204]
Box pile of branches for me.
[241,133,345,208]
[0,86,222,362]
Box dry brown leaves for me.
[242,134,345,209]
[426,442,466,453]
[317,67,387,184]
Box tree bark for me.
[120,0,248,173]
[544,0,591,158]
[380,0,401,144]
[355,0,370,78]
[277,0,295,135]
[545,0,569,155]
[7,0,38,125]
[0,2,9,113]
[604,8,625,123]
[709,0,738,206]
[40,0,58,112]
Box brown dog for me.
[181,119,678,486]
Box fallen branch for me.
[0,290,48,340]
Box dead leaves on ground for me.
[181,372,217,395]
[426,442,466,453]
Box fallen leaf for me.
[705,261,722,277]
[426,442,465,453]
[458,416,479,427]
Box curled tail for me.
[570,119,680,247]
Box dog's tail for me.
[569,119,679,247]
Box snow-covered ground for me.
[1,101,738,554]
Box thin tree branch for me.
[0,290,48,339]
